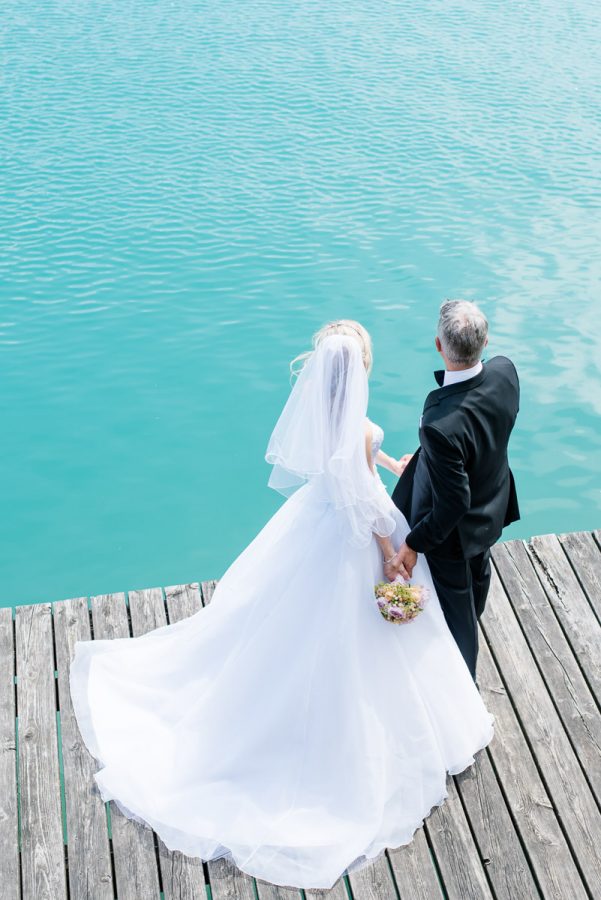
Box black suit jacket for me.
[391,356,520,560]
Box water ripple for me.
[1,0,600,605]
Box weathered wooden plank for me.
[205,858,255,900]
[454,748,540,899]
[558,530,601,622]
[425,775,493,899]
[305,875,348,900]
[90,593,161,900]
[128,586,166,636]
[347,852,399,899]
[527,534,601,706]
[15,603,67,900]
[201,579,218,606]
[481,568,601,896]
[476,629,587,899]
[255,877,303,899]
[164,582,203,623]
[387,829,444,900]
[0,607,19,900]
[493,541,601,806]
[127,586,207,900]
[53,597,113,899]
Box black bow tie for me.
[434,360,486,387]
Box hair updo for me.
[290,319,373,380]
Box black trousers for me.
[425,549,492,681]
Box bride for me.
[69,319,494,891]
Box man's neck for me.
[445,362,472,372]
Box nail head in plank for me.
[454,747,541,899]
[164,582,202,622]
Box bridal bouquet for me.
[375,579,429,624]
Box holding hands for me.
[375,449,414,478]
[396,454,414,475]
[373,444,418,581]
[384,543,418,582]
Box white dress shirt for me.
[442,360,483,387]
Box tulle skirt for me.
[69,480,494,890]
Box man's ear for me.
[435,336,442,353]
[484,336,489,347]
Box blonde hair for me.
[290,319,373,380]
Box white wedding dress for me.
[69,337,494,891]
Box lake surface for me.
[2,0,600,608]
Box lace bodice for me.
[368,418,384,464]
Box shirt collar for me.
[441,360,483,387]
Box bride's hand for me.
[384,555,410,583]
[396,453,413,476]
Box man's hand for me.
[384,543,414,582]
[384,542,418,582]
[384,557,405,582]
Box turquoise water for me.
[2,1,600,608]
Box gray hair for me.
[437,299,488,366]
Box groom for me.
[387,299,520,681]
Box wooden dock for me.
[1,529,600,900]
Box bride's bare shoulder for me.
[365,418,374,469]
